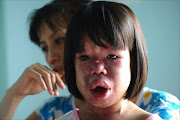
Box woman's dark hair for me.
[28,0,93,46]
[64,1,148,100]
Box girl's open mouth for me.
[91,86,109,92]
[90,85,111,101]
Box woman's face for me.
[75,34,131,108]
[39,22,66,82]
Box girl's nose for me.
[90,60,107,75]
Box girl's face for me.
[75,34,131,108]
[39,22,66,82]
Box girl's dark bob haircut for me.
[64,1,148,100]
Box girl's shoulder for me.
[57,108,79,120]
[145,114,162,120]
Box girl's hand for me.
[10,63,65,98]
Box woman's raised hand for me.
[9,63,65,98]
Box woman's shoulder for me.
[136,87,180,105]
[35,95,75,119]
[38,95,74,108]
[136,87,180,119]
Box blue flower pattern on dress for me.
[138,89,180,120]
[37,96,73,120]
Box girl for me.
[60,1,162,119]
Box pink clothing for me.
[145,114,162,120]
[58,109,162,120]
[73,109,80,120]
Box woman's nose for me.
[90,60,107,75]
[47,50,59,65]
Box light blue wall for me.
[119,0,180,98]
[0,0,7,101]
[0,0,180,119]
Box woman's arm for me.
[0,88,24,120]
[0,63,65,119]
[26,112,40,120]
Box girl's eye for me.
[56,38,64,44]
[107,54,118,59]
[79,55,90,61]
[41,47,48,53]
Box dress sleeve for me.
[137,87,180,120]
[35,95,74,120]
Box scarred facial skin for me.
[75,34,131,108]
[39,22,66,82]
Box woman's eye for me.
[56,38,64,44]
[41,47,48,53]
[79,55,90,61]
[107,54,118,59]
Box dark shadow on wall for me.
[0,0,7,101]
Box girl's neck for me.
[75,97,85,109]
[78,99,151,120]
[131,95,138,104]
[78,99,128,120]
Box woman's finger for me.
[25,66,47,91]
[53,84,59,96]
[38,64,65,90]
[55,73,65,89]
[50,71,57,95]
[33,63,65,95]
[32,64,54,95]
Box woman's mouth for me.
[53,66,64,74]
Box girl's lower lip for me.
[90,89,111,101]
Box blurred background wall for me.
[0,0,7,103]
[0,0,179,119]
